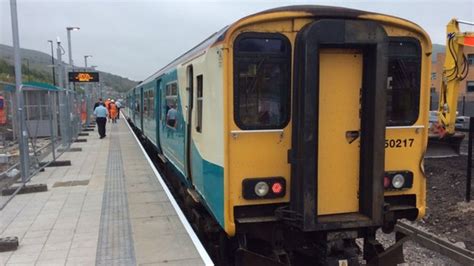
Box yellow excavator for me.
[427,19,474,158]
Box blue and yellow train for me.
[126,5,431,265]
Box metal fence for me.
[0,81,93,209]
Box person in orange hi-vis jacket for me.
[104,98,111,121]
[0,96,6,125]
[109,100,118,123]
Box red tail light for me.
[384,176,391,188]
[272,182,283,194]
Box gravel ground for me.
[423,156,474,250]
[356,154,473,265]
[370,154,473,265]
[376,229,461,265]
[355,229,460,265]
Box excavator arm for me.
[427,19,474,158]
[436,19,474,136]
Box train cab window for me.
[386,38,421,126]
[196,75,203,133]
[233,33,291,130]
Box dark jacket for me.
[93,101,103,110]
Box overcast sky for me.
[1,0,473,81]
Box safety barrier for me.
[0,81,93,209]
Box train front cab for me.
[223,7,430,264]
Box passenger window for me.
[149,90,154,118]
[386,38,421,126]
[144,91,148,115]
[234,33,291,129]
[135,91,140,112]
[144,89,154,118]
[196,75,203,133]
[165,82,178,125]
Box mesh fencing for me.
[0,82,93,209]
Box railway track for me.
[395,221,474,265]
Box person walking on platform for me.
[109,100,118,123]
[93,98,103,111]
[105,98,111,122]
[94,103,108,139]
[115,100,121,119]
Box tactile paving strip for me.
[96,129,136,265]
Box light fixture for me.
[392,174,405,189]
[66,26,80,31]
[254,181,269,197]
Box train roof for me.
[138,25,229,86]
[134,5,425,90]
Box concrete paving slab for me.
[0,120,210,265]
[131,216,186,238]
[128,191,169,204]
[134,233,202,265]
[37,249,69,262]
[65,256,96,266]
[149,258,207,266]
[118,120,209,265]
[36,259,66,265]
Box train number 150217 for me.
[385,138,414,148]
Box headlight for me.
[242,177,286,199]
[392,174,405,189]
[254,181,269,197]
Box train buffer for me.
[0,119,212,265]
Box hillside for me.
[0,44,137,93]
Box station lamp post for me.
[66,26,80,67]
[84,55,92,69]
[66,26,80,91]
[47,40,56,86]
[9,0,29,184]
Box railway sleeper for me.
[363,231,405,266]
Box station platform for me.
[0,118,212,265]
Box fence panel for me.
[0,82,90,210]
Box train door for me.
[140,87,144,130]
[289,19,388,230]
[132,88,136,122]
[155,79,162,152]
[185,65,194,182]
[318,49,361,215]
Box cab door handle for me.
[346,130,360,144]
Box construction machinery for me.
[427,19,474,158]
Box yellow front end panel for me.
[318,49,362,215]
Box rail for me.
[395,221,474,265]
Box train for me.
[125,5,430,265]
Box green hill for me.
[0,43,137,93]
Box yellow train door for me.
[288,19,387,231]
[318,48,362,215]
